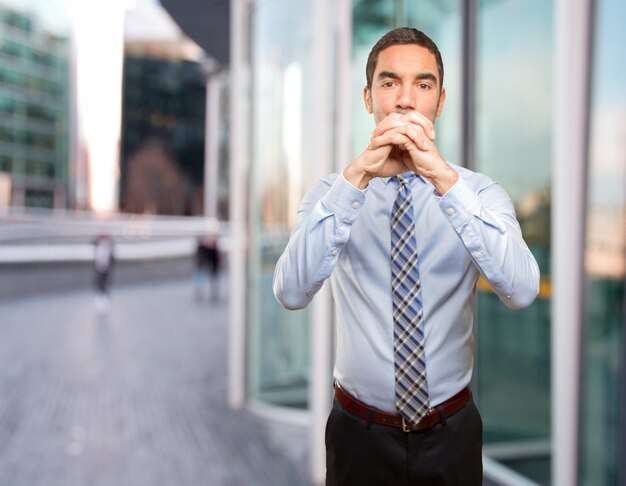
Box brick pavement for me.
[0,277,311,486]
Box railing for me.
[0,206,228,263]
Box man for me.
[273,27,539,485]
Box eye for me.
[381,81,396,88]
[417,83,431,90]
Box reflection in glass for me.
[247,0,315,408]
[579,0,626,484]
[475,1,552,483]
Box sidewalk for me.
[0,275,310,486]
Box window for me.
[246,0,316,407]
[474,1,553,482]
[579,0,626,483]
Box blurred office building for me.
[224,0,625,485]
[0,0,71,209]
[121,1,227,217]
[0,0,229,216]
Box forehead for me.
[374,44,439,82]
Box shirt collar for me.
[382,172,427,186]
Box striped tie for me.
[390,173,430,426]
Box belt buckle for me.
[401,417,412,433]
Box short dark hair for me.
[366,27,444,91]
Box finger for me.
[371,111,436,141]
[401,112,436,140]
[401,123,431,151]
[369,130,417,151]
[380,124,429,151]
[371,118,413,140]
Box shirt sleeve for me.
[437,175,540,309]
[273,174,366,310]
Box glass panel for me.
[351,0,461,162]
[475,0,552,483]
[579,0,626,483]
[246,0,315,408]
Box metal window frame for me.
[228,0,250,410]
[461,0,476,173]
[552,0,594,485]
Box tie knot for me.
[396,172,417,187]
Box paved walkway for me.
[0,277,310,486]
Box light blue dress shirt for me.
[273,163,540,412]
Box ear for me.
[363,86,373,114]
[436,87,446,118]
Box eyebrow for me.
[377,70,439,85]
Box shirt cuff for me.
[320,173,367,224]
[437,177,481,229]
[438,177,508,233]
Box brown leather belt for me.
[334,382,471,432]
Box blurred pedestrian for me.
[93,233,114,313]
[194,234,221,301]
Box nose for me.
[396,84,416,111]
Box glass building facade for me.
[229,0,625,484]
[0,0,71,208]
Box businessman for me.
[273,27,539,485]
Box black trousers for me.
[325,396,483,486]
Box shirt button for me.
[446,208,455,216]
[474,251,484,259]
[352,201,360,209]
[330,249,338,256]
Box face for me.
[364,44,446,125]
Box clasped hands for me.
[344,111,458,194]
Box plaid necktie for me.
[390,173,430,426]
